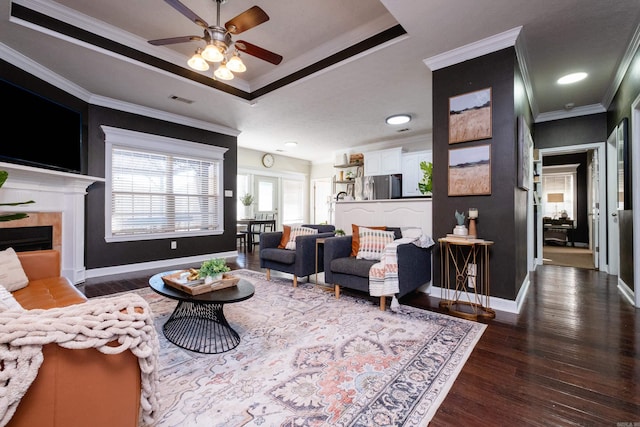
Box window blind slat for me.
[110,146,221,236]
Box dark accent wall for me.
[432,48,530,301]
[542,153,589,245]
[534,114,607,149]
[607,44,639,292]
[2,60,238,271]
[86,106,237,269]
[2,60,89,175]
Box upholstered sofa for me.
[259,224,336,286]
[323,227,432,310]
[1,249,158,427]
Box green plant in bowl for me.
[334,229,345,236]
[198,258,231,280]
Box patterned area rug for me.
[137,270,486,426]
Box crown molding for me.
[0,43,240,136]
[601,22,640,109]
[0,42,92,101]
[92,96,240,136]
[535,104,606,123]
[423,26,522,71]
[514,30,538,118]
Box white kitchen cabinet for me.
[363,147,403,176]
[402,150,432,197]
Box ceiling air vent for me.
[169,95,194,104]
[396,128,410,133]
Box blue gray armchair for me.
[259,224,336,287]
[323,227,432,310]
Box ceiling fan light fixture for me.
[385,114,411,125]
[187,49,210,71]
[557,72,588,85]
[227,53,246,73]
[202,43,224,63]
[214,62,234,81]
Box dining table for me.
[237,218,276,252]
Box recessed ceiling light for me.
[557,72,588,85]
[386,114,411,125]
[284,141,298,147]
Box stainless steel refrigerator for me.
[371,174,402,199]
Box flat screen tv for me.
[1,78,82,174]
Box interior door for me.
[588,150,599,269]
[606,130,619,275]
[254,175,279,226]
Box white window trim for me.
[102,126,228,242]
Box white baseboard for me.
[84,251,239,280]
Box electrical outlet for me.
[170,241,177,250]
[467,263,476,288]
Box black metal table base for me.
[163,300,240,354]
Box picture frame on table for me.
[449,87,492,144]
[448,144,491,196]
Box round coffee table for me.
[149,271,255,354]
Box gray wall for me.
[607,43,639,292]
[1,60,239,270]
[85,106,238,269]
[432,48,531,300]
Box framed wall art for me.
[449,87,492,144]
[448,144,491,196]
[517,116,533,190]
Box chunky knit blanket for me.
[0,293,160,427]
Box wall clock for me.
[262,153,274,168]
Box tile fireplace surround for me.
[0,162,103,284]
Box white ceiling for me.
[1,0,639,163]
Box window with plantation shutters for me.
[102,126,228,242]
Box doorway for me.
[538,143,607,271]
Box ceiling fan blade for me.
[164,0,209,28]
[148,35,204,46]
[225,6,269,34]
[236,40,283,65]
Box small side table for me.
[438,237,496,321]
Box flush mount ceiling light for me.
[557,72,588,85]
[148,0,283,82]
[386,114,411,125]
[284,141,298,147]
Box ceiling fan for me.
[148,0,283,80]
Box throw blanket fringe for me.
[0,294,160,427]
[369,233,435,307]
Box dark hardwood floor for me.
[82,247,640,425]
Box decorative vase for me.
[453,225,468,236]
[243,205,251,219]
[205,273,223,284]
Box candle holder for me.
[468,208,478,237]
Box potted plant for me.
[198,258,231,283]
[418,161,433,195]
[0,170,35,222]
[240,193,254,219]
[335,229,345,236]
[453,210,468,236]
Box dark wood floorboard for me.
[81,248,640,425]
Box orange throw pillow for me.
[350,224,386,257]
[278,225,291,249]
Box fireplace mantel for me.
[0,161,104,283]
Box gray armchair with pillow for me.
[259,224,336,287]
[323,226,433,310]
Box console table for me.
[438,237,495,321]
